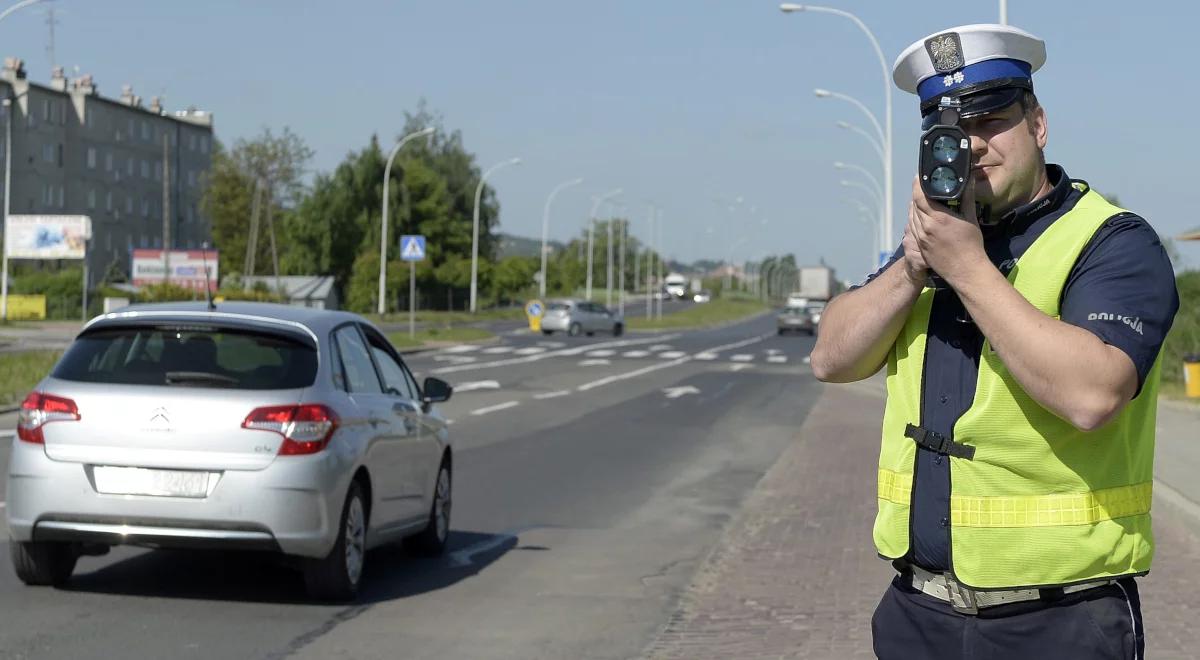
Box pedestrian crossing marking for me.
[694,352,717,361]
[659,351,686,359]
[514,347,546,355]
[623,350,650,358]
[730,354,754,362]
[767,356,788,364]
[482,346,515,354]
[586,349,616,357]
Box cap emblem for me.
[926,33,964,73]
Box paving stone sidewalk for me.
[644,382,1200,659]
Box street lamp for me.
[781,3,893,251]
[834,162,883,202]
[586,188,621,300]
[815,88,884,146]
[836,120,885,164]
[377,126,435,316]
[840,179,882,211]
[540,177,584,298]
[469,156,521,313]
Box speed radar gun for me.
[918,96,971,290]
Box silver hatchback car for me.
[539,299,624,337]
[7,301,454,601]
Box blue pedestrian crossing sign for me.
[401,235,426,262]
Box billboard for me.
[131,249,219,292]
[4,215,91,259]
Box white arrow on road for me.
[455,380,501,393]
[662,385,700,399]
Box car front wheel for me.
[304,481,368,601]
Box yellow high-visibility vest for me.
[874,184,1158,589]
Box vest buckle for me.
[904,424,976,460]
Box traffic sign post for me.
[525,299,544,333]
[400,236,426,338]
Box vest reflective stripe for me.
[874,184,1159,589]
[879,468,1152,527]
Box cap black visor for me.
[921,82,1030,130]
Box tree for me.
[491,256,539,304]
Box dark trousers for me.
[872,574,1145,660]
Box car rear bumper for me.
[540,315,571,331]
[5,439,349,558]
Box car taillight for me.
[16,392,80,444]
[242,404,339,455]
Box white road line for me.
[538,341,566,348]
[481,346,515,355]
[767,356,788,364]
[693,352,717,361]
[470,401,520,416]
[730,354,754,362]
[577,356,691,392]
[533,390,571,400]
[704,333,774,354]
[433,355,477,364]
[0,429,13,438]
[659,351,686,359]
[430,334,680,375]
[579,359,611,366]
[513,347,546,355]
[730,363,754,372]
[649,344,673,352]
[454,380,501,393]
[622,350,650,358]
[766,349,783,355]
[585,349,616,357]
[441,345,481,354]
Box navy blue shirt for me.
[860,165,1180,571]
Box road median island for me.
[627,299,770,332]
[387,327,497,352]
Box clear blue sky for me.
[3,0,1196,281]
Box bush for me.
[1163,270,1200,382]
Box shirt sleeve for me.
[1060,214,1181,394]
[850,245,905,290]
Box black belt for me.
[904,424,976,460]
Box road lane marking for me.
[693,352,717,361]
[730,364,753,372]
[730,354,754,362]
[767,356,788,364]
[470,401,520,416]
[430,334,681,374]
[663,386,700,399]
[659,351,686,359]
[441,345,481,354]
[482,346,515,354]
[585,349,616,357]
[533,390,570,400]
[622,350,650,358]
[514,347,546,355]
[649,344,673,352]
[434,355,477,364]
[454,380,501,393]
[577,357,691,392]
[579,359,611,366]
[538,341,566,348]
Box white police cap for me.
[893,24,1046,115]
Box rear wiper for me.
[164,371,239,387]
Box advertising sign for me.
[6,294,46,320]
[131,249,219,292]
[3,215,91,259]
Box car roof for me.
[83,301,371,342]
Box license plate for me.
[93,466,211,498]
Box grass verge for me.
[387,327,496,349]
[627,298,770,331]
[1,350,63,406]
[367,308,525,325]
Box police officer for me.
[810,24,1180,659]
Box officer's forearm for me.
[810,261,923,383]
[951,263,1138,431]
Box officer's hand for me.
[910,175,986,286]
[901,201,929,288]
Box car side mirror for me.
[422,377,453,411]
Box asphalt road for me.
[0,309,821,660]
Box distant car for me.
[693,290,712,304]
[7,301,455,601]
[777,306,817,335]
[785,293,809,309]
[540,299,624,337]
[805,301,826,325]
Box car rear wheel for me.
[777,328,786,336]
[10,540,78,587]
[612,323,624,337]
[304,481,367,601]
[568,323,582,337]
[405,458,452,557]
[541,330,553,336]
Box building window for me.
[27,110,35,128]
[56,185,64,209]
[86,147,96,169]
[188,133,196,151]
[115,129,122,142]
[141,198,149,217]
[154,162,162,181]
[141,160,149,178]
[140,234,147,248]
[41,99,49,121]
[126,158,134,177]
[87,188,96,209]
[187,170,196,188]
[41,182,50,205]
[126,196,133,215]
[127,119,134,140]
[57,144,63,167]
[42,144,53,163]
[141,120,149,141]
[105,191,113,212]
[104,152,112,171]
[200,135,210,154]
[114,168,121,183]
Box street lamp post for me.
[782,3,893,252]
[840,179,883,212]
[834,162,884,203]
[586,188,621,300]
[836,120,885,163]
[469,157,521,313]
[540,177,584,298]
[377,127,435,316]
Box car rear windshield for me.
[52,325,318,389]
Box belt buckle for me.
[944,574,979,615]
